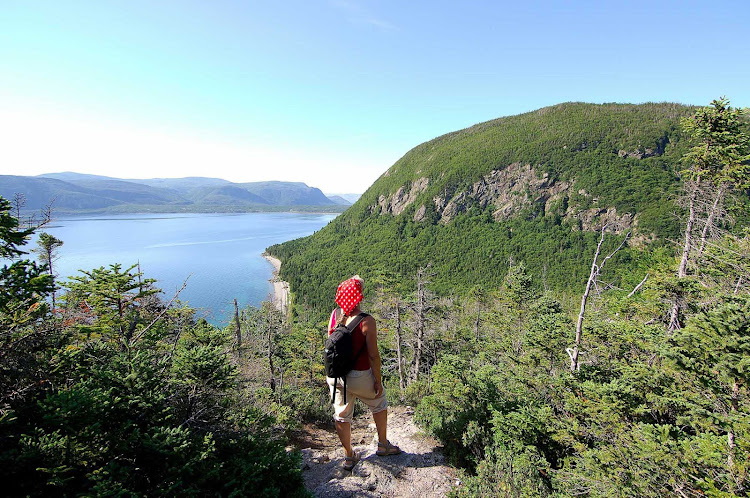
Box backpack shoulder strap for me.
[344,312,368,332]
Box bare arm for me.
[362,315,383,395]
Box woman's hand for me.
[374,379,383,397]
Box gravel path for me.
[294,406,457,497]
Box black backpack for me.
[324,312,368,404]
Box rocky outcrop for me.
[375,177,429,216]
[374,164,635,235]
[437,163,569,223]
[567,206,633,234]
[413,204,427,222]
[616,133,669,160]
[617,148,657,159]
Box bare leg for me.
[335,420,353,457]
[373,409,387,444]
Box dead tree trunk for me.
[627,273,649,298]
[394,297,405,398]
[568,226,629,372]
[570,229,606,373]
[409,265,433,384]
[267,315,276,392]
[697,182,727,260]
[233,298,242,349]
[679,179,700,279]
[670,178,701,333]
[12,192,25,226]
[410,277,426,384]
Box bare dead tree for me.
[409,264,435,384]
[265,306,278,392]
[469,286,487,341]
[627,273,649,298]
[12,192,25,225]
[697,182,728,259]
[392,295,406,397]
[131,276,190,345]
[668,179,705,333]
[233,298,242,349]
[568,226,630,373]
[678,179,701,279]
[372,281,407,398]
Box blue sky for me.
[1,0,748,193]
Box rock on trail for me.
[295,406,457,497]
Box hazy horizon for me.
[2,1,748,193]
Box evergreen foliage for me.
[267,103,721,315]
[4,100,750,496]
[0,199,309,497]
[266,100,750,496]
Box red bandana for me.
[335,278,363,315]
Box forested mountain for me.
[268,102,750,310]
[266,99,750,496]
[1,173,344,214]
[3,99,749,496]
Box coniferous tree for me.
[33,232,63,310]
[671,98,750,331]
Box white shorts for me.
[326,368,388,423]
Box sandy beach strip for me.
[263,254,289,313]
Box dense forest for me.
[265,99,750,496]
[268,102,750,311]
[2,99,749,496]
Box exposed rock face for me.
[568,206,633,234]
[617,148,657,159]
[375,177,429,216]
[374,164,635,235]
[616,134,669,160]
[413,204,427,222]
[437,163,569,223]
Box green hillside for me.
[1,174,343,214]
[267,102,727,312]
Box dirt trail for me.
[293,406,457,497]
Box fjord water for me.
[43,213,336,325]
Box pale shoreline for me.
[263,253,289,314]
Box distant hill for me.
[326,195,353,205]
[325,193,360,205]
[39,172,121,182]
[267,102,750,312]
[123,177,232,193]
[237,181,335,206]
[1,174,344,214]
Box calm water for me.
[41,213,335,325]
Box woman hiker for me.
[327,275,401,471]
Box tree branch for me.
[627,273,649,298]
[130,276,190,346]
